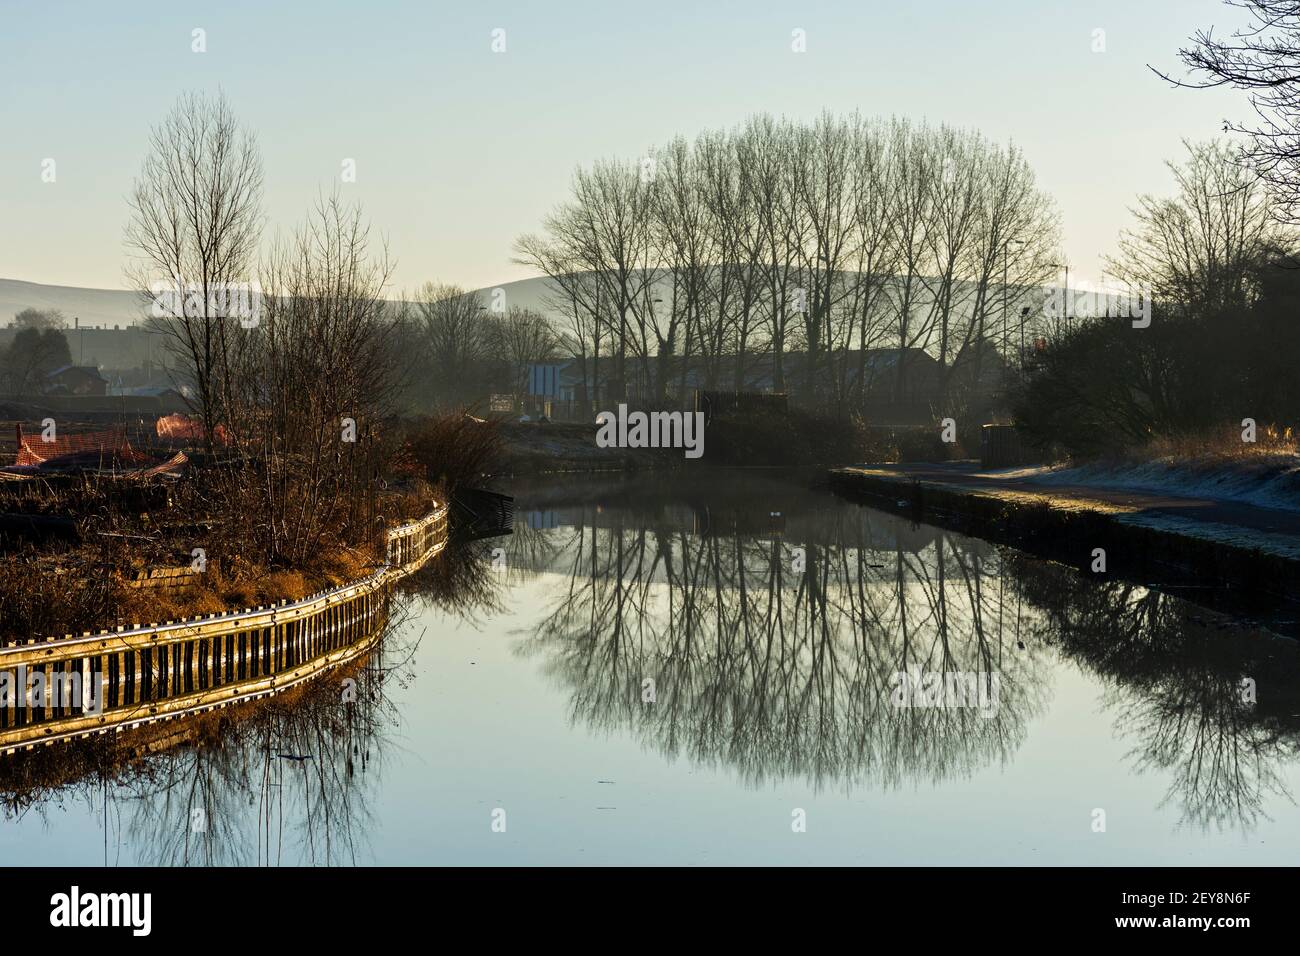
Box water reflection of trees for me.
[399,535,508,626]
[514,503,1051,792]
[1,622,410,866]
[1008,554,1300,832]
[510,488,1300,832]
[120,646,401,866]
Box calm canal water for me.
[4,470,1300,865]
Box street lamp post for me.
[1019,306,1030,374]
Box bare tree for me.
[790,114,858,404]
[574,159,658,400]
[746,115,808,396]
[224,193,396,565]
[124,90,264,451]
[1161,1,1300,223]
[698,128,767,392]
[1106,140,1280,315]
[949,137,1060,406]
[489,306,560,404]
[845,116,901,409]
[883,117,939,404]
[413,282,492,408]
[650,136,712,402]
[513,235,604,413]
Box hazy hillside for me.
[2,272,1064,332]
[0,276,555,331]
[0,275,555,373]
[0,278,147,329]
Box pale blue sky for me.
[0,0,1248,292]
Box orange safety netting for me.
[15,427,151,468]
[156,413,229,445]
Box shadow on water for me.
[4,469,1299,861]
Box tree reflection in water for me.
[504,473,1300,832]
[512,487,1048,792]
[1,621,412,866]
[1008,554,1300,832]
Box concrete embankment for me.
[829,463,1300,608]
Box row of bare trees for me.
[516,112,1062,415]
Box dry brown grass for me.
[0,495,425,639]
[378,478,442,523]
[0,547,124,640]
[1,444,444,641]
[111,543,380,627]
[1121,424,1299,466]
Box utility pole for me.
[1004,238,1023,367]
[1019,307,1029,375]
[1063,265,1070,332]
[1002,244,1009,360]
[1047,264,1069,337]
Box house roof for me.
[108,385,182,398]
[46,364,107,380]
[860,347,936,369]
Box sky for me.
[0,0,1250,294]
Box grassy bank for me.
[0,481,433,643]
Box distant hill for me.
[0,279,147,330]
[0,275,558,373]
[0,276,557,332]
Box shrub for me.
[402,411,504,492]
[1011,256,1300,460]
[705,406,871,465]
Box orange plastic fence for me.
[156,413,228,444]
[14,426,150,467]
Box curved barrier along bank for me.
[0,504,449,757]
